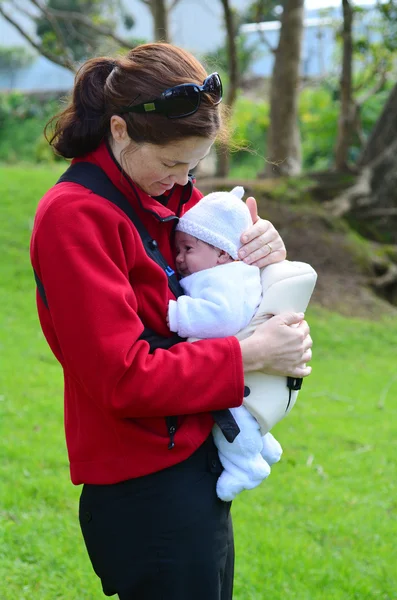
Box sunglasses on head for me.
[120,72,223,119]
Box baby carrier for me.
[236,260,317,434]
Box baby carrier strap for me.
[34,162,240,446]
[58,162,185,299]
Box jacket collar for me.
[74,140,193,221]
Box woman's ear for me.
[216,250,233,265]
[110,115,129,143]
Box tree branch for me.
[45,8,132,47]
[353,61,387,96]
[29,0,74,65]
[357,71,388,107]
[364,208,397,217]
[352,105,366,147]
[324,167,371,217]
[350,68,388,149]
[371,262,397,288]
[65,21,95,52]
[0,5,76,71]
[253,0,276,54]
[7,4,37,21]
[169,0,183,10]
[258,29,276,54]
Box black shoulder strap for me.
[56,162,187,352]
[57,162,184,299]
[34,268,49,309]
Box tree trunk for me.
[329,81,397,243]
[151,0,169,41]
[217,0,239,177]
[264,0,304,177]
[326,138,397,243]
[358,82,397,167]
[334,0,355,171]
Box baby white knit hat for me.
[176,187,252,260]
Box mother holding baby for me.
[30,43,312,600]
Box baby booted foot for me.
[261,432,283,465]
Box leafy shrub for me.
[228,96,269,177]
[34,135,65,164]
[228,89,340,177]
[0,92,60,163]
[229,81,391,177]
[299,86,339,171]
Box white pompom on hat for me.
[176,186,252,260]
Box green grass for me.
[1,164,397,599]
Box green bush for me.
[229,82,391,177]
[228,96,269,178]
[0,92,60,163]
[299,86,339,171]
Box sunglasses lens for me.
[204,73,223,104]
[163,86,200,118]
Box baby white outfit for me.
[168,187,317,501]
[168,261,262,339]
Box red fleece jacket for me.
[30,142,244,484]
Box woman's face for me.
[109,117,214,196]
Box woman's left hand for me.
[239,196,286,268]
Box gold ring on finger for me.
[266,243,273,254]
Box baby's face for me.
[174,231,223,277]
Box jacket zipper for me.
[166,416,178,449]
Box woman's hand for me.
[240,312,313,378]
[239,196,286,268]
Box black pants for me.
[79,436,234,599]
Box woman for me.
[30,43,312,600]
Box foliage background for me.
[0,83,390,173]
[0,92,62,163]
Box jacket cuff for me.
[168,300,178,333]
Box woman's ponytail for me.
[45,58,117,158]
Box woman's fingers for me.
[241,245,286,269]
[240,310,313,378]
[242,313,313,377]
[255,249,286,269]
[302,333,313,352]
[295,364,312,377]
[240,218,277,246]
[295,331,313,374]
[245,196,259,223]
[239,215,287,268]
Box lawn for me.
[1,165,396,599]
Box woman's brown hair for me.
[46,43,222,158]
